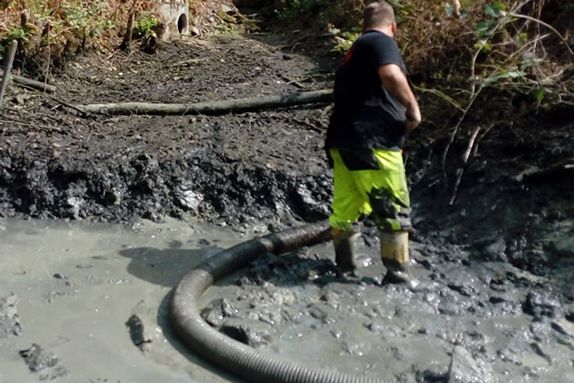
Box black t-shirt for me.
[326,30,407,155]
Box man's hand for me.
[404,118,420,136]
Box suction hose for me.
[170,223,391,383]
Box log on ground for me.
[0,70,57,94]
[75,89,334,116]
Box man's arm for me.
[378,64,421,134]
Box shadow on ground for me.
[119,243,222,287]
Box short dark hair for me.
[363,1,395,29]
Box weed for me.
[134,12,159,38]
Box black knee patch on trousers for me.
[368,188,399,219]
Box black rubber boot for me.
[382,259,412,284]
[333,230,359,272]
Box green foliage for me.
[1,0,156,67]
[484,0,506,18]
[470,1,557,99]
[333,29,361,53]
[4,26,30,43]
[62,0,112,41]
[134,12,159,38]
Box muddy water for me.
[0,217,250,383]
[2,217,573,383]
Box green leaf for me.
[475,20,494,38]
[474,39,492,53]
[485,1,506,18]
[506,70,526,79]
[535,88,545,103]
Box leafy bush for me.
[274,0,572,115]
[134,12,160,38]
[0,0,156,74]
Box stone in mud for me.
[126,314,153,350]
[219,318,273,347]
[174,182,204,212]
[523,290,562,319]
[480,238,508,263]
[293,183,328,221]
[201,298,239,327]
[126,301,166,352]
[320,288,342,308]
[447,346,494,383]
[446,269,482,297]
[0,293,21,337]
[19,343,68,380]
[529,319,556,344]
[308,303,337,324]
[437,290,473,316]
[63,196,83,219]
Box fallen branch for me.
[75,89,334,116]
[0,70,57,93]
[518,160,574,184]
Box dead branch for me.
[75,89,334,116]
[509,11,574,56]
[448,126,481,206]
[441,85,484,186]
[0,71,57,93]
[518,160,574,184]
[0,40,18,106]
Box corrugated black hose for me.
[170,223,391,383]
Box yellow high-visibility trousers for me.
[329,148,410,232]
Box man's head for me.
[363,1,397,36]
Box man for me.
[325,1,421,283]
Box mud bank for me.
[0,35,332,224]
[198,221,573,382]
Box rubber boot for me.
[380,231,412,284]
[332,228,359,272]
